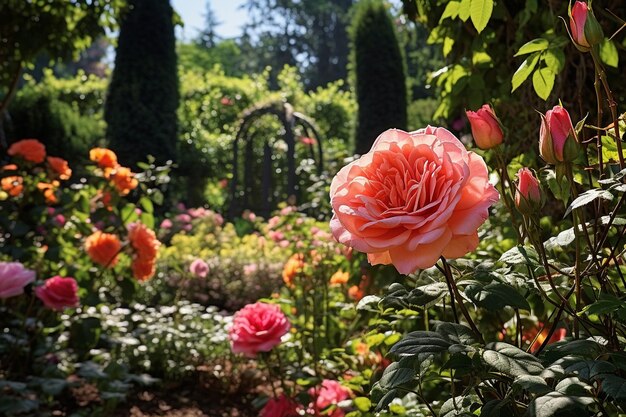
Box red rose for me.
[260,395,300,417]
[35,276,79,311]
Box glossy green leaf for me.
[511,52,540,92]
[529,392,593,417]
[482,343,544,376]
[515,38,549,56]
[599,39,619,68]
[532,67,555,100]
[470,0,493,33]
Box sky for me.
[171,0,248,41]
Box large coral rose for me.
[330,127,499,274]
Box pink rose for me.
[515,168,543,215]
[268,216,281,229]
[229,302,290,357]
[309,380,351,417]
[330,127,499,274]
[0,262,36,298]
[54,214,66,227]
[160,219,173,229]
[35,276,79,311]
[176,213,192,223]
[188,207,209,218]
[539,106,578,164]
[260,395,300,417]
[214,213,224,226]
[465,104,504,150]
[189,259,209,278]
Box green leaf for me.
[389,331,452,357]
[378,360,416,389]
[515,38,549,56]
[0,397,39,415]
[440,395,480,417]
[353,397,371,411]
[464,281,530,311]
[499,245,540,266]
[440,1,461,22]
[532,67,556,100]
[356,295,380,311]
[555,377,591,395]
[543,339,604,361]
[600,374,626,399]
[543,48,566,73]
[434,322,478,345]
[443,37,455,57]
[565,360,616,381]
[458,0,471,21]
[470,0,493,33]
[582,295,625,316]
[139,196,154,213]
[564,189,614,217]
[529,392,593,417]
[513,375,551,395]
[482,343,544,376]
[511,52,540,93]
[599,39,619,68]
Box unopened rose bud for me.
[539,106,579,165]
[465,104,504,150]
[569,1,604,52]
[515,168,544,215]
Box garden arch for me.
[228,101,323,219]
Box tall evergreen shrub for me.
[351,0,407,154]
[105,0,179,166]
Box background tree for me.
[351,0,407,154]
[197,1,221,49]
[105,0,179,167]
[0,0,119,148]
[242,0,353,88]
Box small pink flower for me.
[243,264,258,276]
[189,259,209,278]
[176,213,192,223]
[260,395,300,417]
[188,207,209,218]
[160,219,173,229]
[214,213,224,226]
[219,179,228,189]
[242,210,257,222]
[220,97,234,106]
[279,240,290,248]
[54,214,66,227]
[229,302,290,357]
[269,230,285,241]
[35,276,79,311]
[300,137,317,146]
[280,206,296,216]
[308,380,351,417]
[176,203,186,211]
[268,216,281,229]
[0,262,36,299]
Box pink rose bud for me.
[539,106,579,164]
[569,1,604,52]
[465,104,504,149]
[54,214,66,227]
[189,259,209,278]
[35,276,79,311]
[229,302,290,357]
[0,262,36,299]
[515,168,544,215]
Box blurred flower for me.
[160,219,173,229]
[220,97,233,106]
[8,139,46,163]
[0,262,36,299]
[1,176,24,197]
[189,259,209,278]
[37,181,59,204]
[525,323,567,353]
[47,156,72,180]
[465,104,504,150]
[300,136,317,146]
[54,214,66,227]
[89,148,118,169]
[229,302,290,357]
[243,264,258,276]
[176,213,192,223]
[35,276,79,311]
[242,210,256,222]
[2,164,18,171]
[107,166,138,195]
[329,270,349,285]
[85,231,122,267]
[219,179,228,189]
[128,222,161,281]
[260,395,300,417]
[308,380,351,417]
[282,253,304,287]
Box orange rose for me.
[108,166,138,195]
[329,270,349,285]
[85,231,122,267]
[128,222,160,281]
[47,156,72,180]
[330,127,499,274]
[1,176,24,197]
[282,253,304,287]
[8,139,46,163]
[89,148,118,169]
[36,181,59,204]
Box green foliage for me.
[105,0,179,167]
[351,0,407,154]
[8,70,107,162]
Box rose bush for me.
[330,127,499,274]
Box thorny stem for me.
[440,257,484,344]
[565,164,583,338]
